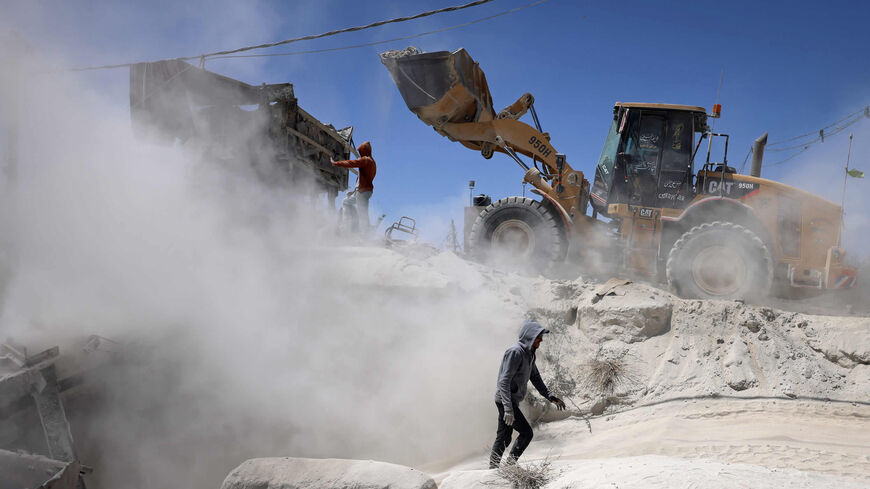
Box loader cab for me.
[591,103,708,215]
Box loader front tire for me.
[666,221,773,300]
[469,196,567,273]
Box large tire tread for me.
[469,196,567,273]
[666,221,773,300]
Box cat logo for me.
[638,207,654,219]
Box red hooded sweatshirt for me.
[333,141,376,192]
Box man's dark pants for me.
[490,400,533,468]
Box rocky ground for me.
[5,242,869,489]
[355,243,870,488]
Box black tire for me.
[666,221,773,300]
[469,196,567,273]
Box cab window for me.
[593,119,620,194]
[621,112,665,206]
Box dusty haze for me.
[2,5,868,489]
[0,24,527,489]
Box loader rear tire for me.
[666,221,773,300]
[469,196,567,273]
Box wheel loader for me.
[380,48,857,300]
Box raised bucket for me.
[380,48,495,128]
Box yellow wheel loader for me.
[380,48,857,300]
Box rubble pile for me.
[520,277,870,416]
[379,46,423,60]
[3,245,868,488]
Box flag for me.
[846,169,864,178]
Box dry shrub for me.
[581,355,638,396]
[491,457,554,489]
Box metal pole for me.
[841,133,853,211]
[839,133,853,247]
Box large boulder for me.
[220,457,437,489]
[578,283,673,343]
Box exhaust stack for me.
[750,132,768,177]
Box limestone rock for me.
[578,284,672,343]
[221,457,437,489]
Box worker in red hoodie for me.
[331,141,376,232]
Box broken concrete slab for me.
[591,277,632,304]
[0,448,80,489]
[220,457,437,489]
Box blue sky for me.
[4,0,870,246]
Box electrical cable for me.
[767,113,864,152]
[68,0,496,72]
[767,105,868,146]
[767,145,813,166]
[760,105,869,166]
[738,146,752,174]
[209,0,550,61]
[129,62,196,110]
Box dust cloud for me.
[0,29,523,489]
[774,131,870,311]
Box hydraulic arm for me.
[381,48,589,218]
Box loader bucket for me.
[380,48,495,129]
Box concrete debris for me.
[0,338,121,489]
[5,247,869,488]
[0,449,81,489]
[0,342,26,371]
[591,277,631,304]
[221,457,437,489]
[379,46,423,60]
[344,248,870,409]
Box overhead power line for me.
[738,146,753,173]
[114,0,548,110]
[69,0,496,72]
[195,0,495,58]
[735,105,869,169]
[763,104,870,166]
[210,0,550,61]
[768,110,867,152]
[767,145,813,167]
[767,106,869,147]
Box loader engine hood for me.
[380,47,495,130]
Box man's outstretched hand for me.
[503,412,514,426]
[549,396,567,411]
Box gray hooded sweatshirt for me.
[494,319,552,416]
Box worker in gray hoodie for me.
[490,319,566,468]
